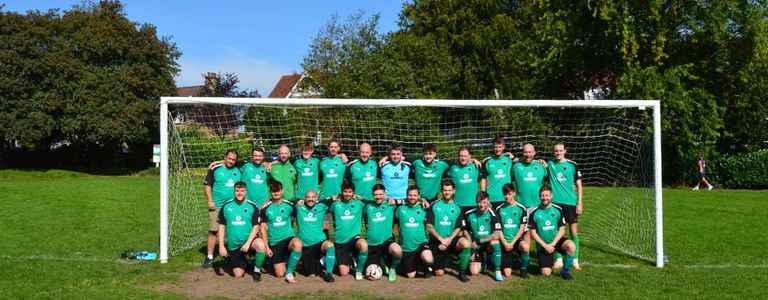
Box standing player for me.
[271,145,298,202]
[529,185,576,280]
[346,143,379,202]
[202,149,242,268]
[319,141,348,200]
[294,143,321,199]
[395,186,434,278]
[495,184,530,278]
[692,154,714,191]
[217,182,268,280]
[547,143,583,271]
[379,146,412,201]
[448,147,481,214]
[330,181,369,280]
[481,137,515,209]
[462,191,504,281]
[512,144,548,211]
[294,190,335,282]
[412,144,451,201]
[364,184,403,282]
[241,147,271,207]
[260,181,303,283]
[426,180,472,282]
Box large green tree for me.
[301,0,768,184]
[0,1,179,168]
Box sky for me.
[2,1,403,95]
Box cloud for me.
[175,50,296,96]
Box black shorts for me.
[430,238,460,270]
[399,243,431,274]
[367,239,395,268]
[271,237,293,264]
[537,238,569,268]
[228,249,248,269]
[698,172,706,180]
[334,236,361,267]
[472,241,495,261]
[558,203,578,224]
[301,241,325,276]
[501,239,524,269]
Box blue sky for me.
[2,1,403,95]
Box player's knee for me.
[542,268,552,276]
[458,238,471,249]
[357,239,368,252]
[291,238,303,251]
[252,239,266,251]
[520,241,530,253]
[321,241,334,251]
[503,268,512,277]
[434,269,445,276]
[406,272,416,278]
[422,252,434,264]
[390,244,402,257]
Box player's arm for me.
[259,208,272,256]
[242,207,261,252]
[486,212,502,243]
[511,210,527,245]
[378,156,389,166]
[575,163,584,215]
[203,168,215,210]
[527,214,548,249]
[480,159,489,191]
[425,208,445,243]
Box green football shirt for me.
[448,163,481,208]
[347,159,378,201]
[483,155,514,203]
[496,202,527,242]
[320,155,347,200]
[218,199,260,251]
[204,164,243,208]
[426,200,462,239]
[461,209,501,242]
[547,159,582,206]
[395,204,429,252]
[511,161,548,208]
[295,202,329,247]
[270,160,297,201]
[413,159,450,201]
[528,204,566,244]
[330,198,364,244]
[294,156,320,200]
[364,202,396,246]
[241,161,270,207]
[260,200,295,246]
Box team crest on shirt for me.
[406,217,418,227]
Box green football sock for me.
[553,251,562,261]
[286,250,302,274]
[520,253,530,271]
[391,255,401,271]
[458,248,471,272]
[573,235,580,259]
[253,251,266,270]
[324,247,336,274]
[492,243,502,272]
[356,251,368,274]
[563,255,573,273]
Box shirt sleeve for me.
[573,162,583,181]
[252,206,261,224]
[460,213,471,231]
[426,207,435,224]
[204,167,215,186]
[217,205,226,225]
[527,211,537,231]
[490,211,502,232]
[259,204,268,222]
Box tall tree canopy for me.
[301,0,768,183]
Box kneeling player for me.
[295,190,335,282]
[396,186,434,278]
[462,191,504,281]
[529,185,576,280]
[495,184,530,278]
[364,184,403,282]
[260,181,303,283]
[426,180,472,282]
[217,182,267,281]
[330,181,369,280]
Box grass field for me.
[0,169,766,299]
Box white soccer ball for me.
[365,264,383,280]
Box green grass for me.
[0,169,766,299]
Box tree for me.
[0,1,180,170]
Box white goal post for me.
[159,97,663,268]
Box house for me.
[268,73,317,98]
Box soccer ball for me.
[365,264,383,280]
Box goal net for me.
[159,98,663,267]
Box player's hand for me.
[207,201,216,210]
[539,159,547,168]
[544,244,555,254]
[512,157,519,162]
[472,159,481,168]
[438,243,447,251]
[265,247,273,257]
[264,162,272,172]
[209,160,221,169]
[219,246,228,257]
[421,199,430,209]
[297,199,305,206]
[471,242,478,249]
[388,198,397,206]
[504,152,515,160]
[340,153,349,164]
[503,241,514,251]
[576,203,583,215]
[240,244,250,253]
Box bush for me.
[708,149,768,189]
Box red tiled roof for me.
[268,74,301,98]
[176,86,203,97]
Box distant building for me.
[268,73,317,98]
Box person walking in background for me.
[692,154,714,191]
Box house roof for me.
[268,74,302,98]
[176,85,203,97]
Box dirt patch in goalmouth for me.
[157,268,516,299]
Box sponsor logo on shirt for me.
[341,209,353,220]
[422,169,436,178]
[363,171,374,182]
[232,215,245,226]
[302,168,313,177]
[252,174,264,184]
[372,211,386,222]
[273,216,286,227]
[304,212,317,222]
[406,217,418,227]
[543,220,555,231]
[557,172,566,182]
[439,215,451,226]
[494,169,505,179]
[478,225,489,235]
[327,168,338,178]
[524,171,537,182]
[460,173,472,183]
[504,218,517,229]
[226,179,235,187]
